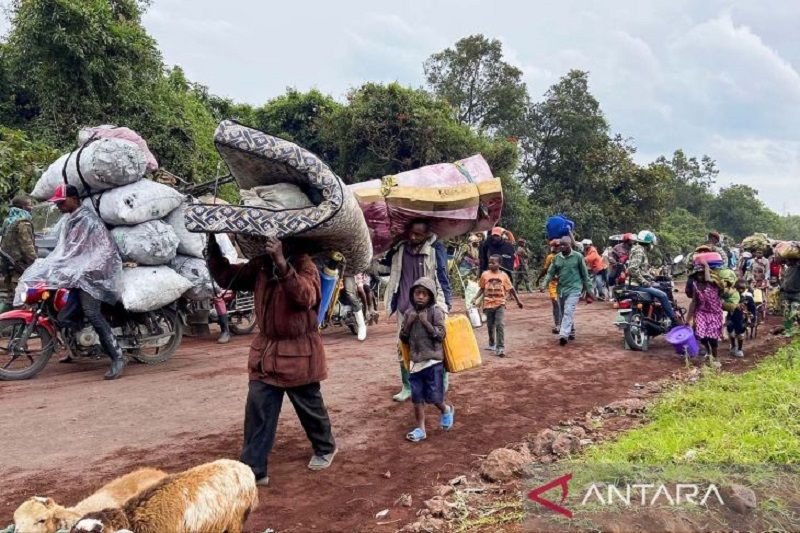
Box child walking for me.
[472,254,523,357]
[727,279,756,357]
[687,262,723,358]
[400,277,454,442]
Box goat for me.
[70,459,257,533]
[13,468,167,533]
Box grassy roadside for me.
[455,338,800,532]
[582,339,799,465]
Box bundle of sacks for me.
[29,126,222,312]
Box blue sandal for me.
[440,405,455,430]
[406,427,426,442]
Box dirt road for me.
[0,292,775,531]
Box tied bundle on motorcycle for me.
[183,120,373,275]
[349,155,503,255]
[14,208,122,306]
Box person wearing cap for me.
[480,227,516,276]
[626,230,679,327]
[582,239,607,301]
[48,184,126,379]
[543,236,594,345]
[0,196,37,312]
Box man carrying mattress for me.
[208,234,336,486]
[383,220,452,402]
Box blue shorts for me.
[409,362,444,405]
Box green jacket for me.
[0,218,36,276]
[543,250,592,297]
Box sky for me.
[2,0,799,214]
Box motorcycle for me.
[0,285,183,380]
[181,290,257,336]
[614,255,686,352]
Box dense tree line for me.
[1,1,796,256]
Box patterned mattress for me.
[184,120,373,274]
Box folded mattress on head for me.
[183,120,373,274]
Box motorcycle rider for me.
[0,196,37,313]
[625,230,680,328]
[608,233,635,287]
[49,185,125,379]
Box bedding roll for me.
[184,120,372,274]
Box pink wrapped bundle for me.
[349,155,503,255]
[78,125,159,172]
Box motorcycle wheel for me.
[230,311,257,335]
[624,312,649,352]
[131,308,183,364]
[0,319,55,380]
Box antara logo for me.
[528,473,726,519]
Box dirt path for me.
[0,292,775,532]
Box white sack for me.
[240,183,313,210]
[170,255,213,300]
[119,266,192,312]
[216,233,247,264]
[31,138,147,200]
[77,125,159,172]
[167,201,207,258]
[87,180,184,226]
[111,221,179,266]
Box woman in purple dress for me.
[686,262,724,358]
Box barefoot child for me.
[472,255,523,357]
[400,277,454,442]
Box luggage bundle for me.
[184,120,373,275]
[742,233,771,254]
[349,155,503,255]
[775,241,800,261]
[29,126,218,311]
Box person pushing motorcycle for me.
[48,184,125,379]
[625,230,680,329]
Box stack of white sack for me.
[29,126,214,311]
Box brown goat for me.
[13,468,167,533]
[70,459,258,533]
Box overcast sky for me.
[3,1,799,213]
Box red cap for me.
[491,227,504,236]
[48,184,78,203]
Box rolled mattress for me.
[183,120,373,274]
[349,155,503,255]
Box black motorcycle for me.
[614,272,686,352]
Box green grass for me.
[583,339,800,465]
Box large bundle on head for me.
[349,155,503,255]
[31,138,147,200]
[775,240,800,260]
[742,233,771,253]
[183,120,372,274]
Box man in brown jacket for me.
[208,234,336,486]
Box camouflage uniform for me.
[625,243,650,286]
[0,216,37,309]
[781,263,800,336]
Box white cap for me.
[581,239,592,246]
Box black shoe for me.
[568,334,575,341]
[559,337,568,346]
[104,357,125,380]
[552,327,560,334]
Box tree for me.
[656,208,709,257]
[253,89,342,164]
[323,82,517,183]
[0,127,60,213]
[709,184,780,241]
[424,34,528,132]
[653,150,717,217]
[2,0,162,144]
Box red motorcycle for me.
[0,285,182,380]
